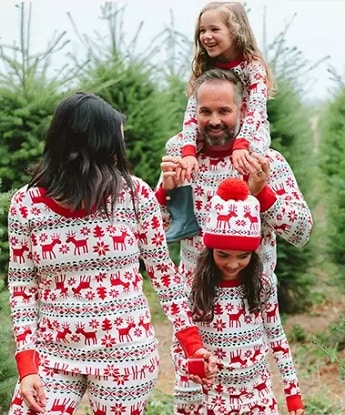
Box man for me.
[155,69,313,415]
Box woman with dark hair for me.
[172,177,305,415]
[7,92,215,414]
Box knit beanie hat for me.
[203,178,261,251]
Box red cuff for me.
[187,357,206,378]
[155,185,167,206]
[255,185,276,211]
[233,138,249,151]
[15,349,39,381]
[175,326,204,357]
[286,395,304,411]
[182,145,197,158]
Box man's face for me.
[196,80,241,146]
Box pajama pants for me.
[173,374,279,415]
[9,352,159,415]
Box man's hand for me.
[20,374,46,413]
[160,156,188,191]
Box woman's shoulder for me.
[127,176,155,197]
[10,184,31,204]
[130,175,151,188]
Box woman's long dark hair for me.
[191,248,264,322]
[28,92,135,214]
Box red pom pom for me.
[217,178,249,201]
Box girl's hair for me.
[188,2,274,97]
[28,92,135,214]
[191,248,264,322]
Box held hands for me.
[160,156,188,190]
[161,153,269,195]
[19,374,46,413]
[187,348,218,386]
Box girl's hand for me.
[232,149,252,175]
[187,348,218,385]
[20,374,46,413]
[183,155,199,181]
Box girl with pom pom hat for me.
[172,177,305,415]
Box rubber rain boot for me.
[165,185,200,243]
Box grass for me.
[0,288,18,414]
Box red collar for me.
[218,277,242,288]
[30,187,97,218]
[215,56,244,70]
[201,140,234,158]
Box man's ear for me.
[240,101,246,120]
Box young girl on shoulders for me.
[172,177,305,415]
[165,1,275,243]
[182,1,275,176]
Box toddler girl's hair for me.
[188,2,274,97]
[191,247,264,322]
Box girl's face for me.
[199,9,237,62]
[213,249,252,280]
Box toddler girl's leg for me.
[9,368,86,414]
[87,351,159,415]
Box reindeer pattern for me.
[164,132,313,290]
[172,273,302,413]
[9,350,159,414]
[8,178,193,383]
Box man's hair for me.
[194,68,244,108]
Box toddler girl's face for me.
[198,9,236,61]
[213,249,252,280]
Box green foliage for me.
[319,89,345,180]
[68,4,174,188]
[312,312,345,381]
[0,289,17,413]
[0,85,58,191]
[156,75,188,140]
[268,78,315,312]
[0,180,14,283]
[145,390,173,414]
[78,58,166,188]
[0,4,73,191]
[319,88,345,269]
[303,397,343,415]
[0,3,73,279]
[288,324,307,343]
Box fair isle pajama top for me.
[8,176,199,378]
